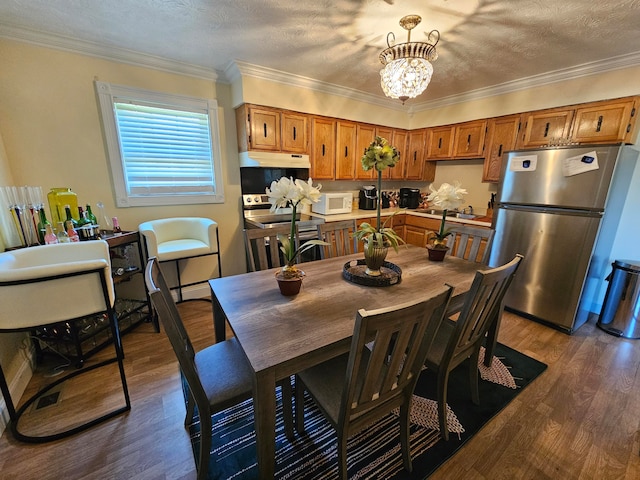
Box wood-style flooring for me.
[0,302,639,479]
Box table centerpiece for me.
[425,181,467,261]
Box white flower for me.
[426,181,468,211]
[266,177,300,211]
[294,178,322,206]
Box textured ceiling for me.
[2,0,640,106]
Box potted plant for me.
[266,176,329,295]
[353,136,404,276]
[425,181,467,261]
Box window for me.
[95,81,224,207]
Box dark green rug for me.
[188,343,547,479]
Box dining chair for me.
[445,224,495,264]
[424,254,523,440]
[144,257,293,480]
[316,220,358,259]
[294,286,454,479]
[139,217,221,303]
[243,225,298,272]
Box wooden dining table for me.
[209,244,496,478]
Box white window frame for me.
[95,80,224,207]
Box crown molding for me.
[413,51,640,111]
[0,23,219,81]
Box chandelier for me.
[379,15,440,104]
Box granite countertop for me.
[308,208,493,227]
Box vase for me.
[426,244,448,262]
[275,269,304,296]
[364,241,388,276]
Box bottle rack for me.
[32,231,156,367]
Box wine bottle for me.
[85,204,98,225]
[44,224,58,244]
[77,206,86,225]
[56,222,70,243]
[112,217,122,235]
[65,205,78,228]
[36,207,51,244]
[66,220,80,242]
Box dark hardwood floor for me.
[1,302,639,479]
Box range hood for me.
[239,151,310,168]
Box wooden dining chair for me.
[243,225,298,272]
[144,257,293,480]
[445,224,495,264]
[316,220,358,259]
[424,254,523,440]
[294,286,454,479]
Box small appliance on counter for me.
[359,186,378,210]
[312,192,353,215]
[399,188,420,209]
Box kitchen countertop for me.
[308,208,493,227]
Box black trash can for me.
[597,260,640,339]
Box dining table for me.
[209,244,498,478]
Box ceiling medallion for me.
[379,15,440,104]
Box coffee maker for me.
[359,185,377,210]
[399,188,420,209]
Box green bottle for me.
[85,204,98,225]
[36,207,50,244]
[64,205,78,228]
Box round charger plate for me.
[342,259,402,287]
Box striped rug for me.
[188,343,547,479]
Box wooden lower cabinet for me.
[403,216,441,248]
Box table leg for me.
[253,370,277,478]
[211,290,226,343]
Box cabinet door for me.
[404,225,428,247]
[335,121,357,180]
[388,129,408,179]
[452,120,487,159]
[248,107,281,151]
[422,161,436,182]
[518,108,574,148]
[427,126,454,159]
[310,117,336,180]
[355,124,376,180]
[281,112,309,153]
[482,115,521,183]
[571,99,637,144]
[406,130,427,180]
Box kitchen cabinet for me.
[517,107,574,149]
[404,216,441,247]
[386,129,408,179]
[310,116,336,180]
[570,98,638,144]
[483,114,521,183]
[406,129,427,180]
[32,231,154,366]
[452,120,487,159]
[335,121,358,180]
[235,104,308,154]
[422,161,436,182]
[427,125,454,159]
[355,123,376,180]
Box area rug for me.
[188,343,547,479]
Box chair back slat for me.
[243,225,298,272]
[340,286,453,422]
[317,220,357,259]
[445,224,495,264]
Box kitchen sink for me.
[414,208,458,217]
[455,213,478,220]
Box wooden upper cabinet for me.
[387,128,407,179]
[518,107,574,149]
[571,98,638,144]
[235,104,309,154]
[406,129,427,180]
[427,126,454,159]
[483,115,521,183]
[281,112,309,153]
[452,120,487,159]
[310,116,336,180]
[355,124,376,180]
[335,121,357,180]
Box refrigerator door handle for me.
[498,204,603,218]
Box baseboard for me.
[175,283,211,302]
[0,346,35,436]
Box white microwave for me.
[312,192,353,215]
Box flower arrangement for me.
[353,136,404,255]
[425,181,468,248]
[266,176,329,278]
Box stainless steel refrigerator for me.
[489,144,640,333]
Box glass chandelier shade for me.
[379,15,439,103]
